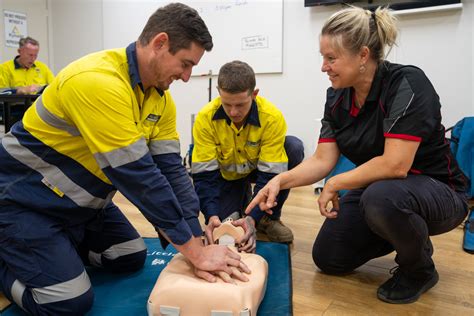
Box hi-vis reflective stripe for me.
[10,271,91,307]
[149,139,180,156]
[2,133,111,209]
[11,280,26,310]
[258,161,288,174]
[94,138,148,169]
[31,270,91,304]
[221,159,257,174]
[88,251,102,267]
[218,160,287,175]
[35,96,81,136]
[191,159,219,173]
[102,237,146,260]
[89,238,146,267]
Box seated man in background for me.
[0,36,54,94]
[192,60,304,251]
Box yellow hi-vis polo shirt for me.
[0,56,54,90]
[192,95,288,180]
[0,43,201,247]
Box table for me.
[0,94,39,133]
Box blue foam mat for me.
[2,238,292,315]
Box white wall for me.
[49,0,473,158]
[392,5,473,129]
[0,0,50,66]
[49,0,103,74]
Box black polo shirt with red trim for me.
[319,61,468,193]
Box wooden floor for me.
[1,186,473,315]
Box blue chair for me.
[447,117,474,253]
[323,155,356,197]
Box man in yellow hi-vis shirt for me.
[0,4,249,314]
[0,37,54,94]
[192,61,304,252]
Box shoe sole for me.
[377,272,439,304]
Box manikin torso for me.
[147,220,268,316]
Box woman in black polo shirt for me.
[246,6,469,304]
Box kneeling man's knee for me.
[284,136,304,169]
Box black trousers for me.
[312,175,469,279]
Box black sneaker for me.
[377,266,439,304]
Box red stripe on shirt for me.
[318,138,336,143]
[350,93,360,117]
[384,133,422,142]
[349,104,360,117]
[443,137,462,190]
[444,150,456,190]
[378,99,386,115]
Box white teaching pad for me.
[102,0,283,75]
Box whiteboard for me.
[102,0,283,75]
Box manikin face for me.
[18,43,39,69]
[319,35,362,90]
[149,40,205,91]
[219,89,258,127]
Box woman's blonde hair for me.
[321,6,398,62]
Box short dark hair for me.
[218,61,256,94]
[19,37,39,48]
[138,3,213,54]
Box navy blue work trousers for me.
[312,175,469,279]
[0,202,146,315]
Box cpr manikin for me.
[147,220,268,316]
